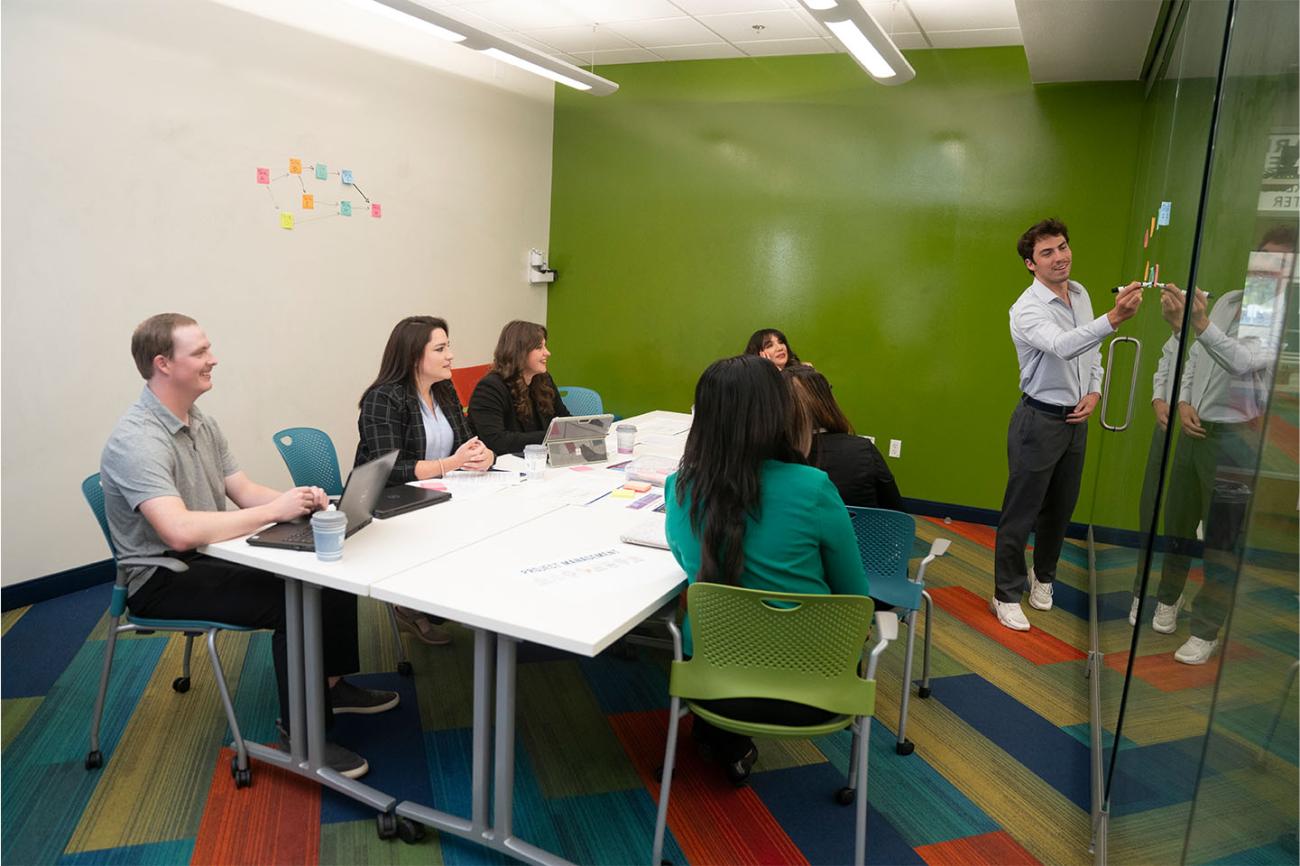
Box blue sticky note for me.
[1157,201,1171,227]
[341,169,353,185]
[340,201,352,217]
[315,163,328,180]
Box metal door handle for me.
[1100,336,1142,431]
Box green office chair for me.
[272,427,411,675]
[845,506,948,755]
[651,583,899,866]
[557,386,603,417]
[81,473,255,788]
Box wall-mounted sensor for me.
[528,248,556,284]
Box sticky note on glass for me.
[341,169,353,185]
[1158,201,1171,226]
[315,163,328,180]
[1143,228,1149,249]
[371,203,382,218]
[289,158,302,174]
[280,211,294,230]
[302,193,314,210]
[256,167,270,184]
[1150,216,1156,235]
[340,201,352,217]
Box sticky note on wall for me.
[302,193,314,210]
[1158,201,1171,226]
[315,163,328,180]
[256,167,270,184]
[371,203,382,218]
[280,212,294,230]
[289,158,302,174]
[341,169,353,185]
[340,201,352,217]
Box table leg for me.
[472,627,495,834]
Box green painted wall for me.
[546,47,1147,520]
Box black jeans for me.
[128,554,360,730]
[692,698,836,763]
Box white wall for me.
[2,0,558,585]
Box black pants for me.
[128,554,360,730]
[692,698,836,763]
[993,400,1088,603]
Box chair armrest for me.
[665,619,684,662]
[913,537,951,585]
[118,556,190,573]
[864,611,899,681]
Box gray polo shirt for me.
[100,385,238,596]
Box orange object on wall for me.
[451,363,491,408]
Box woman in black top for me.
[784,365,903,511]
[468,320,571,456]
[744,327,802,372]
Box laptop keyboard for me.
[283,525,316,545]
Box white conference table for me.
[202,410,692,864]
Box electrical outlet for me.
[888,439,902,458]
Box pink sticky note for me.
[416,480,447,491]
[370,203,382,218]
[256,167,270,184]
[569,465,592,472]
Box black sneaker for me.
[330,678,400,715]
[725,744,759,786]
[276,723,369,779]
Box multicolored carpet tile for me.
[2,514,1294,865]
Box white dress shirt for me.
[418,396,456,460]
[1180,289,1281,423]
[1009,278,1112,406]
[1152,334,1181,403]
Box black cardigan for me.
[467,371,571,456]
[355,380,475,485]
[811,432,903,511]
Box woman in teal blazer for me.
[665,354,869,784]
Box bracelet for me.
[437,458,445,477]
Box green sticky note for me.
[340,201,352,217]
[315,163,328,180]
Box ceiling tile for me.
[522,24,638,52]
[606,16,722,47]
[654,42,746,60]
[890,32,928,50]
[450,0,588,31]
[561,0,686,22]
[904,0,1019,33]
[859,1,921,35]
[581,46,665,63]
[927,27,1021,49]
[695,8,817,41]
[736,36,835,56]
[670,0,789,14]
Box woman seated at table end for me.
[468,320,571,456]
[744,327,804,372]
[665,354,870,785]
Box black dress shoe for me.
[725,744,759,786]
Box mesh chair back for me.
[81,473,118,557]
[272,427,344,496]
[846,506,921,610]
[558,386,603,417]
[672,583,875,717]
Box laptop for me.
[373,484,451,519]
[247,450,398,550]
[543,414,615,468]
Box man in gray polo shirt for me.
[990,220,1143,631]
[100,312,397,778]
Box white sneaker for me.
[1028,569,1053,611]
[1128,595,1140,627]
[1152,597,1184,634]
[1174,636,1218,665]
[990,598,1031,631]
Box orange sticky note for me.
[1153,264,1159,284]
[289,158,302,174]
[623,481,652,493]
[1150,216,1156,235]
[280,211,294,230]
[302,193,314,210]
[1143,229,1149,249]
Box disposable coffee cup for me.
[523,444,547,478]
[616,424,637,454]
[310,509,348,562]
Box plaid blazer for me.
[355,380,475,484]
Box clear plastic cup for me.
[616,423,637,454]
[523,443,547,478]
[310,509,348,561]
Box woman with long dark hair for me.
[784,365,903,511]
[356,316,494,645]
[665,354,868,784]
[468,320,571,456]
[744,327,802,371]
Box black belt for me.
[1022,394,1073,417]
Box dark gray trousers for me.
[993,400,1088,603]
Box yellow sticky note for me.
[302,193,314,210]
[280,211,294,230]
[289,158,302,174]
[1150,216,1156,235]
[611,488,635,499]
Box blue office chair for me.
[81,473,255,787]
[272,427,411,676]
[557,386,604,417]
[845,506,949,756]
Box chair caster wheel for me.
[396,816,425,844]
[230,756,252,788]
[376,812,398,840]
[172,676,191,693]
[834,787,856,805]
[918,685,932,699]
[85,750,103,770]
[896,740,915,756]
[397,661,413,677]
[654,765,665,783]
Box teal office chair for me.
[845,506,949,755]
[272,427,411,676]
[557,386,603,417]
[651,583,899,866]
[81,473,254,787]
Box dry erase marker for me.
[1111,283,1213,299]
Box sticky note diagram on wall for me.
[257,156,383,231]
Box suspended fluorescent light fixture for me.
[797,0,915,85]
[368,0,619,95]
